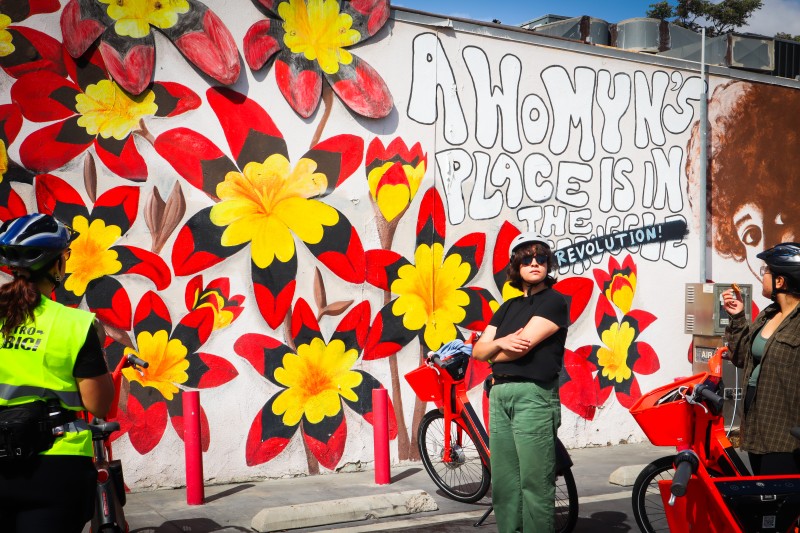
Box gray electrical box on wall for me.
[684,283,753,336]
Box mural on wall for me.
[3,1,796,486]
[687,81,799,283]
[243,0,393,119]
[60,0,240,94]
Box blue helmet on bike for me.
[757,242,800,297]
[0,214,78,272]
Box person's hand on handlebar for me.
[721,288,744,316]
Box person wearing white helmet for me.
[473,231,569,533]
[722,242,800,475]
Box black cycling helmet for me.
[0,214,78,272]
[757,242,800,296]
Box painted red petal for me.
[245,399,296,466]
[348,0,390,36]
[465,358,491,392]
[361,391,398,440]
[2,27,66,78]
[171,214,239,276]
[122,396,167,455]
[275,56,322,119]
[155,128,236,199]
[115,246,172,290]
[560,348,601,420]
[594,294,617,332]
[95,184,140,226]
[253,278,296,330]
[417,188,446,240]
[35,173,86,216]
[194,353,239,388]
[615,378,642,409]
[173,9,240,85]
[315,225,366,284]
[243,19,280,71]
[493,222,520,290]
[362,311,402,360]
[554,277,594,325]
[334,300,372,349]
[134,291,172,331]
[60,0,106,59]
[330,57,393,118]
[94,135,147,180]
[234,333,283,376]
[153,82,202,117]
[631,342,660,375]
[304,417,347,470]
[0,104,23,145]
[365,249,404,291]
[11,71,77,122]
[98,40,154,96]
[449,232,485,279]
[0,187,28,221]
[19,121,91,173]
[307,134,364,190]
[185,275,204,311]
[625,309,657,332]
[290,298,321,340]
[592,267,612,292]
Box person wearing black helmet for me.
[722,242,800,475]
[472,232,568,533]
[0,213,114,532]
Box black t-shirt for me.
[72,327,109,378]
[489,288,569,383]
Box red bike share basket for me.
[630,374,705,446]
[404,364,443,404]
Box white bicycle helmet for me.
[508,231,549,260]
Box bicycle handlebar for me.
[671,450,699,497]
[126,353,149,368]
[696,384,724,413]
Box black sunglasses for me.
[520,254,548,266]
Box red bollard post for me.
[372,388,390,485]
[183,390,204,505]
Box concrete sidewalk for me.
[113,441,670,533]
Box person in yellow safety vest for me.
[0,213,114,533]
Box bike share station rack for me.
[684,283,752,430]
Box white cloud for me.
[742,0,800,36]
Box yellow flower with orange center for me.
[279,0,361,75]
[0,14,13,57]
[122,330,189,400]
[75,80,157,140]
[271,338,362,426]
[597,322,635,383]
[64,216,122,296]
[368,160,425,222]
[99,0,189,38]
[210,154,337,269]
[605,272,637,314]
[391,243,471,350]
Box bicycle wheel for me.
[418,409,491,503]
[631,455,676,533]
[555,467,579,533]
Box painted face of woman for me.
[733,203,795,281]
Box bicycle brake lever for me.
[668,494,676,507]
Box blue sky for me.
[392,0,800,36]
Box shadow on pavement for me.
[131,518,250,532]
[204,483,256,503]
[574,511,633,532]
[391,467,422,483]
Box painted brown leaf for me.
[83,153,97,203]
[145,182,186,253]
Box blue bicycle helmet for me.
[0,214,78,272]
[757,242,800,296]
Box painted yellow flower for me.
[605,272,637,314]
[272,338,362,426]
[0,141,8,184]
[75,80,157,140]
[122,330,189,400]
[278,0,361,75]
[65,216,123,297]
[391,243,471,350]
[99,0,189,39]
[195,291,235,331]
[210,154,337,269]
[0,14,13,57]
[368,161,425,222]
[597,322,635,383]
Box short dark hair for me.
[506,242,557,290]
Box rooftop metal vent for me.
[529,15,610,45]
[659,33,774,72]
[610,18,665,53]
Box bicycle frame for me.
[630,350,800,533]
[406,354,490,469]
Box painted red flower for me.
[243,0,393,118]
[0,0,65,78]
[107,291,240,454]
[185,275,245,332]
[0,104,33,222]
[156,87,365,329]
[36,174,171,330]
[11,46,200,180]
[593,254,638,314]
[60,0,240,95]
[236,298,396,469]
[365,137,426,223]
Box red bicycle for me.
[405,347,579,532]
[89,352,149,533]
[630,348,800,533]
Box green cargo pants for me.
[489,379,561,533]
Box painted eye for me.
[739,224,762,247]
